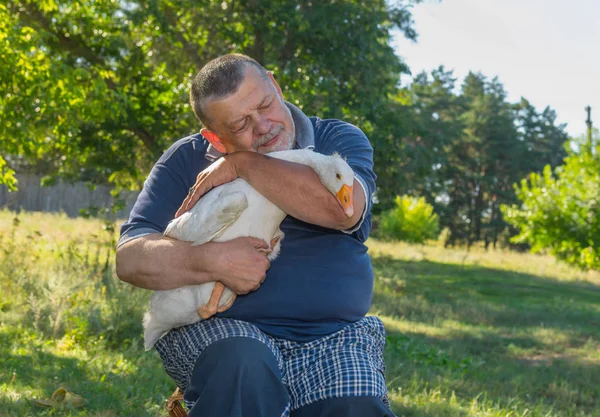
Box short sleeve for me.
[118,163,190,247]
[313,120,377,242]
[118,135,210,248]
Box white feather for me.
[143,148,355,350]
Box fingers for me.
[231,276,264,295]
[253,253,270,271]
[247,237,269,250]
[175,194,191,218]
[175,177,211,218]
[251,274,266,291]
[186,185,206,211]
[175,184,197,218]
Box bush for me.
[379,195,440,243]
[501,141,600,270]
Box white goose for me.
[143,148,355,350]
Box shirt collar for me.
[204,101,314,162]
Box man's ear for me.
[200,128,227,154]
[267,71,284,99]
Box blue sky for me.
[392,0,600,138]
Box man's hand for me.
[210,236,272,295]
[176,154,241,218]
[200,235,280,318]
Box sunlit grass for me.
[0,210,171,416]
[367,239,600,285]
[368,238,600,416]
[1,210,599,416]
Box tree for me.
[514,98,569,173]
[1,0,422,192]
[502,132,600,269]
[397,70,569,247]
[401,67,466,236]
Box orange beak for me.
[336,184,354,217]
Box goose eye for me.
[336,173,342,180]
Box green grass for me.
[1,210,599,416]
[369,241,600,417]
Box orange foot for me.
[197,282,237,318]
[217,292,236,313]
[197,282,225,319]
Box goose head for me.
[268,149,356,218]
[312,153,355,218]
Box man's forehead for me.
[203,67,272,125]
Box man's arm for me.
[178,151,366,230]
[115,140,272,293]
[116,234,216,290]
[116,233,271,293]
[178,122,374,233]
[236,151,366,230]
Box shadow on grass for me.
[372,255,600,336]
[383,326,600,414]
[371,255,600,415]
[0,328,171,416]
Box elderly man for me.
[116,54,393,417]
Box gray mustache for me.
[256,125,283,147]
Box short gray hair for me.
[190,54,268,127]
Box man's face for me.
[201,67,295,154]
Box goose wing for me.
[164,189,248,246]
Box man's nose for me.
[254,116,271,136]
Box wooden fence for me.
[0,174,140,219]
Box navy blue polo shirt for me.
[119,103,377,342]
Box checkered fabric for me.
[155,315,390,414]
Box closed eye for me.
[234,119,249,133]
[259,100,273,111]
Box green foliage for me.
[502,138,600,270]
[1,0,419,191]
[1,0,573,252]
[400,69,569,247]
[0,155,17,191]
[379,195,439,243]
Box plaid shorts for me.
[155,315,390,413]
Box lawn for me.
[1,210,599,416]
